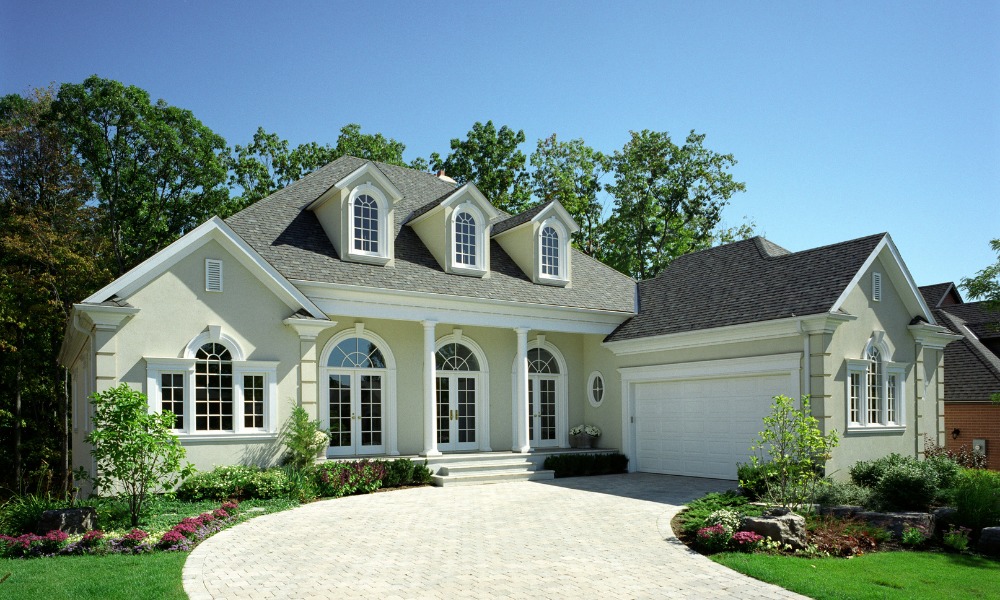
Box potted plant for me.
[569,424,601,449]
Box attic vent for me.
[872,272,882,302]
[205,259,223,292]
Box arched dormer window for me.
[455,211,477,266]
[347,184,390,263]
[536,219,569,285]
[846,336,905,430]
[448,203,487,276]
[540,226,559,277]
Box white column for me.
[422,320,441,456]
[514,327,530,453]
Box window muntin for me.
[540,226,559,277]
[528,348,559,374]
[353,194,379,253]
[327,337,386,369]
[587,371,605,407]
[847,341,904,429]
[161,373,185,429]
[454,211,477,266]
[849,372,861,425]
[195,343,233,431]
[866,346,882,424]
[243,374,265,429]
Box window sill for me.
[536,274,570,287]
[176,432,278,443]
[846,425,906,434]
[449,263,488,278]
[347,250,391,266]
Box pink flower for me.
[213,508,229,519]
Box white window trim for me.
[448,203,488,277]
[145,334,278,440]
[587,370,605,408]
[347,184,390,264]
[537,219,570,286]
[845,343,906,432]
[433,332,492,451]
[510,337,569,448]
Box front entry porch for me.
[424,448,619,486]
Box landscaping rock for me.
[979,527,1000,557]
[932,507,957,536]
[741,508,807,550]
[818,505,863,519]
[857,511,933,540]
[36,507,98,534]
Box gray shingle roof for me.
[934,306,1000,401]
[919,282,963,308]
[605,233,887,342]
[225,156,635,313]
[491,200,556,235]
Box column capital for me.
[422,320,438,330]
[514,327,530,336]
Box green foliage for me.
[678,490,764,537]
[279,405,328,471]
[530,134,609,254]
[850,453,959,511]
[0,493,63,535]
[430,120,532,214]
[176,465,300,502]
[51,76,231,276]
[313,460,385,498]
[0,552,189,599]
[942,525,971,552]
[901,525,930,547]
[601,129,746,280]
[849,453,908,488]
[744,395,839,509]
[810,479,873,508]
[541,452,628,478]
[84,384,193,527]
[952,468,1000,531]
[960,238,1000,313]
[923,434,988,469]
[381,458,415,488]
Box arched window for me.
[865,345,882,424]
[327,336,386,369]
[454,211,477,266]
[847,337,905,429]
[540,226,559,277]
[437,342,480,371]
[353,194,379,253]
[435,339,486,451]
[528,347,559,374]
[195,342,233,431]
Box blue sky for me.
[2,1,997,288]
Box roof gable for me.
[82,217,326,319]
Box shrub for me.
[732,530,763,551]
[84,384,194,526]
[177,465,299,501]
[736,462,775,501]
[943,525,971,552]
[280,406,329,471]
[849,453,909,488]
[314,460,385,498]
[696,524,731,553]
[811,480,873,507]
[850,453,960,511]
[901,525,930,547]
[744,395,838,509]
[410,461,433,485]
[705,509,742,535]
[923,435,988,470]
[542,453,628,477]
[678,491,764,537]
[952,468,1000,531]
[381,458,416,488]
[0,493,64,535]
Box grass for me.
[0,553,187,600]
[713,551,1000,600]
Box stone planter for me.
[570,434,597,449]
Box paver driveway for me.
[184,473,805,599]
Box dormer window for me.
[353,194,379,254]
[455,211,477,266]
[541,226,560,277]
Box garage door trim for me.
[619,353,802,474]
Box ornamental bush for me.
[176,465,298,501]
[280,405,329,471]
[696,524,731,553]
[850,453,959,510]
[314,460,385,498]
[953,468,1000,531]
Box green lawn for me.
[0,553,187,600]
[713,551,1000,600]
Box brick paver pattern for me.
[183,473,805,599]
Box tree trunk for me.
[15,358,23,495]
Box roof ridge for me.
[937,309,1000,377]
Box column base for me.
[421,449,443,457]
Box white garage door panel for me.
[635,374,788,480]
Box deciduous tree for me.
[961,238,1000,313]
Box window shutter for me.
[206,259,223,292]
[872,272,882,302]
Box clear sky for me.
[2,1,997,288]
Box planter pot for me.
[571,434,597,449]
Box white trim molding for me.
[434,332,492,452]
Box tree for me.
[229,124,417,210]
[530,134,609,255]
[85,384,193,527]
[430,121,532,214]
[961,238,1000,313]
[0,88,108,494]
[602,130,746,280]
[51,76,231,276]
[744,395,839,510]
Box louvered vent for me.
[872,272,882,302]
[205,259,223,292]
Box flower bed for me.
[0,500,241,559]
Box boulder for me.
[818,505,863,519]
[979,527,1000,557]
[36,507,98,534]
[857,511,933,540]
[932,507,957,536]
[741,508,807,550]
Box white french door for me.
[528,375,558,448]
[327,371,385,456]
[436,374,478,451]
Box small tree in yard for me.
[84,384,193,526]
[745,395,839,510]
[280,405,329,471]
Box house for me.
[58,156,960,482]
[920,283,1000,469]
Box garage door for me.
[634,374,788,479]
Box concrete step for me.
[438,460,535,476]
[431,469,555,487]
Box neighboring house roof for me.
[934,302,1000,342]
[605,233,888,342]
[919,282,964,308]
[225,156,635,313]
[933,305,1000,401]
